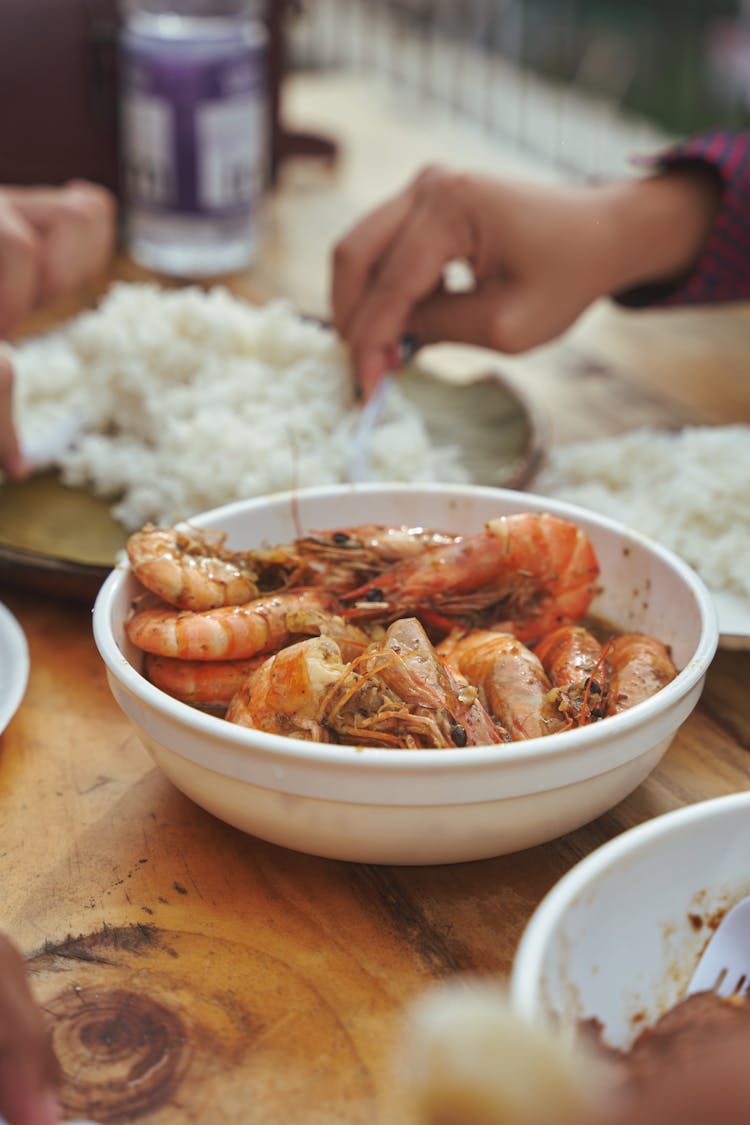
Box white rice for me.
[534,425,750,600]
[11,283,470,530]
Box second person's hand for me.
[0,933,60,1125]
[330,163,720,398]
[0,350,26,479]
[0,178,117,478]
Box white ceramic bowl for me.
[511,791,750,1048]
[93,484,718,865]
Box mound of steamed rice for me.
[11,283,470,530]
[535,425,750,601]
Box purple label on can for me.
[121,27,267,219]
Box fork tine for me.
[686,893,750,999]
[714,970,749,998]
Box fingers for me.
[41,180,117,302]
[407,280,568,356]
[357,342,400,401]
[331,186,415,337]
[7,181,117,306]
[0,179,115,479]
[0,934,60,1125]
[331,167,477,388]
[1,180,117,309]
[0,195,40,337]
[0,352,29,479]
[330,168,617,380]
[408,285,514,351]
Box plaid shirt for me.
[616,129,750,308]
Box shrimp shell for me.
[126,524,261,611]
[143,653,265,707]
[226,635,347,740]
[239,523,461,597]
[441,630,568,741]
[128,521,464,609]
[323,617,504,748]
[126,588,343,660]
[534,625,607,724]
[342,512,600,646]
[605,633,677,714]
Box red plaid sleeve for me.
[615,129,750,308]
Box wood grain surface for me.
[1,70,749,1125]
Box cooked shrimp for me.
[143,652,265,707]
[323,617,505,748]
[247,523,461,594]
[342,513,600,646]
[440,630,568,741]
[226,635,347,740]
[284,606,372,663]
[128,520,465,607]
[126,523,262,611]
[605,633,677,714]
[291,524,460,591]
[534,625,607,724]
[126,588,343,660]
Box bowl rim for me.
[509,789,750,1019]
[93,482,719,772]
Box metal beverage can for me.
[119,6,268,277]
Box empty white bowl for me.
[92,483,718,865]
[511,791,750,1048]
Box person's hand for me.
[0,179,116,337]
[330,164,720,397]
[0,178,116,478]
[0,933,60,1125]
[0,349,24,478]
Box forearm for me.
[596,165,721,299]
[612,130,750,308]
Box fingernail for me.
[399,333,421,364]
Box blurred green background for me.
[302,0,750,136]
[509,0,747,134]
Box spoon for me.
[347,334,420,484]
[348,372,393,483]
[686,893,750,998]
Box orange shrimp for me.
[289,524,460,591]
[143,653,265,707]
[605,633,677,714]
[440,630,568,741]
[126,524,262,611]
[246,523,462,595]
[226,636,347,740]
[126,588,344,660]
[322,617,505,748]
[128,521,464,608]
[341,513,600,646]
[283,606,372,664]
[534,625,607,725]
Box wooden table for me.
[2,72,750,1125]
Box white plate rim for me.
[509,789,750,1022]
[711,589,750,650]
[0,601,29,734]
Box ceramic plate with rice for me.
[0,282,540,598]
